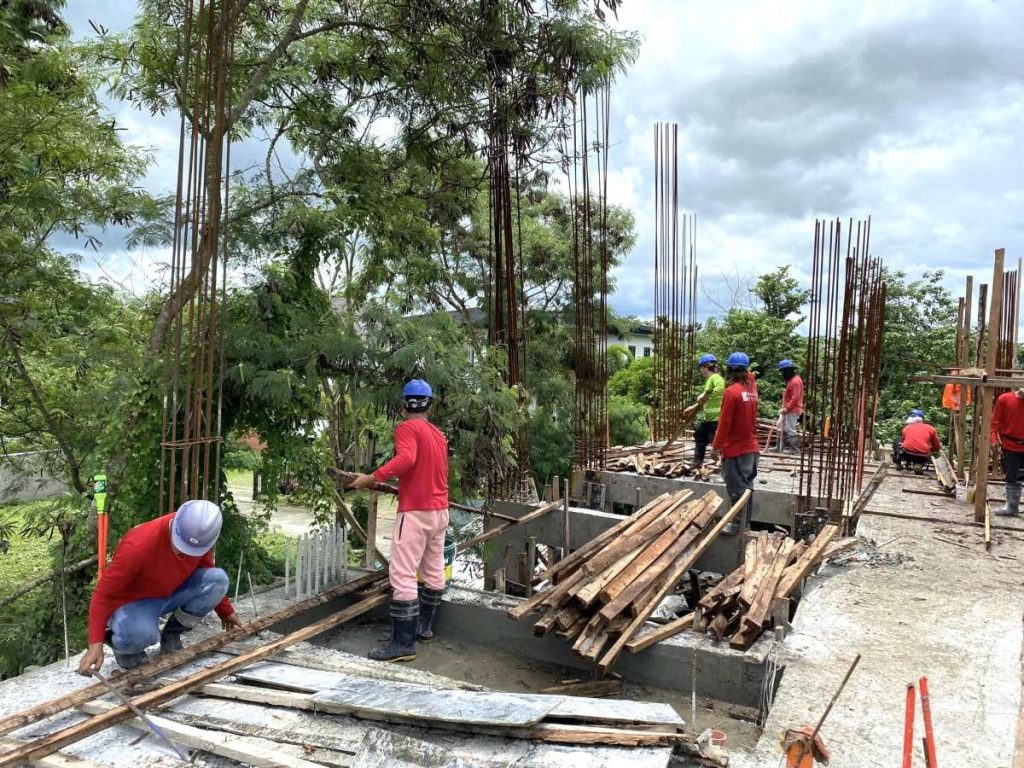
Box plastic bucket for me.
[710,730,727,748]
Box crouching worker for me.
[77,500,241,675]
[893,409,940,473]
[349,379,449,663]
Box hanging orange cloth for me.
[942,376,972,411]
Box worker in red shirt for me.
[892,409,941,474]
[776,359,803,454]
[991,388,1024,516]
[712,352,760,534]
[349,379,449,662]
[77,500,241,675]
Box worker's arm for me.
[199,551,241,628]
[78,537,143,675]
[684,380,714,419]
[928,427,941,455]
[991,397,1004,445]
[372,423,419,482]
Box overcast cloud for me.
[67,0,1024,318]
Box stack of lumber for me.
[603,442,719,479]
[695,524,840,650]
[507,489,747,673]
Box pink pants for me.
[389,509,448,601]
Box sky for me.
[65,0,1024,319]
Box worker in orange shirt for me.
[992,388,1024,516]
[892,409,941,474]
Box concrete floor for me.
[733,470,1024,768]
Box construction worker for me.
[776,359,803,454]
[712,352,760,534]
[682,354,725,470]
[992,388,1024,516]
[349,379,448,662]
[892,409,941,473]
[77,500,241,675]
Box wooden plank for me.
[738,534,782,607]
[0,592,389,767]
[313,680,557,728]
[534,491,685,585]
[507,564,586,621]
[78,700,324,768]
[0,570,386,740]
[363,491,378,569]
[976,248,1005,523]
[579,492,691,577]
[331,490,390,568]
[596,491,742,673]
[697,570,744,612]
[734,538,794,642]
[625,613,694,653]
[573,549,643,608]
[0,739,103,768]
[554,605,584,632]
[459,500,561,552]
[598,495,718,621]
[538,680,624,698]
[777,524,840,598]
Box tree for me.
[753,266,810,320]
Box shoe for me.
[368,599,418,662]
[913,465,925,475]
[994,485,1021,517]
[417,586,444,643]
[160,609,202,654]
[113,650,149,670]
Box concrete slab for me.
[732,471,1024,767]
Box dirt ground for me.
[316,612,764,751]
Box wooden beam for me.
[458,499,561,552]
[329,486,389,567]
[0,592,388,766]
[363,491,378,569]
[908,374,1024,388]
[596,492,741,673]
[0,739,103,768]
[537,679,624,698]
[328,468,482,516]
[776,524,840,598]
[0,570,386,739]
[977,248,1006,522]
[625,613,695,653]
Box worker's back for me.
[385,419,449,512]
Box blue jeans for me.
[109,568,229,653]
[722,452,758,529]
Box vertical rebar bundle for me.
[289,525,348,601]
[799,218,886,515]
[158,0,235,512]
[651,123,697,443]
[571,83,612,470]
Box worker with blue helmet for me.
[893,407,941,474]
[348,378,450,663]
[776,358,804,454]
[712,352,760,534]
[682,354,725,471]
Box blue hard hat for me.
[778,359,796,370]
[726,352,750,368]
[171,500,223,557]
[402,379,433,398]
[909,408,924,419]
[698,354,718,367]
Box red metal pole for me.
[919,676,938,768]
[903,683,915,768]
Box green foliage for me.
[752,266,810,320]
[608,355,654,406]
[608,395,648,447]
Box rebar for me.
[800,218,885,518]
[651,123,697,442]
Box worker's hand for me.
[347,472,376,490]
[77,642,105,677]
[221,612,244,631]
[682,405,697,421]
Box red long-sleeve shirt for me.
[712,375,761,459]
[87,514,234,643]
[782,374,804,415]
[901,421,941,456]
[992,392,1024,453]
[373,418,449,512]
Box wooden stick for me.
[0,592,389,766]
[329,468,481,516]
[625,613,695,653]
[776,525,840,598]
[976,248,1005,523]
[597,492,742,673]
[458,500,561,552]
[0,570,386,739]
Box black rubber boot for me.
[160,608,202,654]
[417,586,444,643]
[104,627,149,671]
[368,599,418,662]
